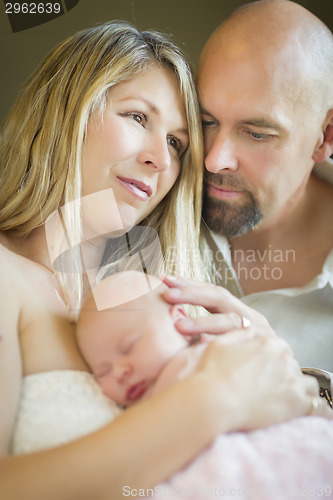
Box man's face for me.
[198,44,322,237]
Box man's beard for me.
[202,174,263,238]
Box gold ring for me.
[309,397,319,415]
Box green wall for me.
[1,0,333,123]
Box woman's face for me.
[81,65,189,235]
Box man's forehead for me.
[198,52,308,126]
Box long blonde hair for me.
[0,21,208,311]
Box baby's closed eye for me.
[94,363,112,378]
[122,335,140,355]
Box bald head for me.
[199,0,333,111]
[199,1,333,238]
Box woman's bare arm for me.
[0,250,22,455]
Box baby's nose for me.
[114,362,132,383]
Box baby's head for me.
[77,271,188,406]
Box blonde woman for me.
[0,21,207,311]
[0,21,317,499]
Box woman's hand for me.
[163,275,273,337]
[194,333,320,431]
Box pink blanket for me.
[144,417,333,499]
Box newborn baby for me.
[77,271,212,406]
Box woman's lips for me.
[206,183,244,200]
[117,176,153,200]
[126,381,147,402]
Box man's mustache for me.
[204,172,252,193]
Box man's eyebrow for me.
[200,107,215,117]
[200,108,284,133]
[241,118,284,132]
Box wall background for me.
[1,0,333,124]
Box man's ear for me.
[169,305,187,322]
[313,109,333,162]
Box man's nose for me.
[138,134,171,172]
[205,131,238,174]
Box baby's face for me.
[78,274,187,406]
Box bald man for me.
[198,0,333,373]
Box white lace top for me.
[10,370,121,455]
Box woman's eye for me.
[167,136,184,154]
[131,113,146,126]
[119,112,147,127]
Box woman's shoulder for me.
[0,236,14,260]
[0,235,48,299]
[0,239,24,455]
[0,239,29,307]
[0,236,28,364]
[0,239,21,297]
[0,236,24,340]
[0,235,22,269]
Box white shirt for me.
[210,161,333,372]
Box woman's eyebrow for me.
[119,96,159,114]
[119,96,189,136]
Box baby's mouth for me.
[126,381,147,403]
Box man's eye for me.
[202,118,218,128]
[248,131,270,141]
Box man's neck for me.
[229,174,333,294]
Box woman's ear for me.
[169,305,187,323]
[313,109,333,163]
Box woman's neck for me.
[0,227,53,271]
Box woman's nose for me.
[138,134,171,172]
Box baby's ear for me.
[169,305,187,322]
